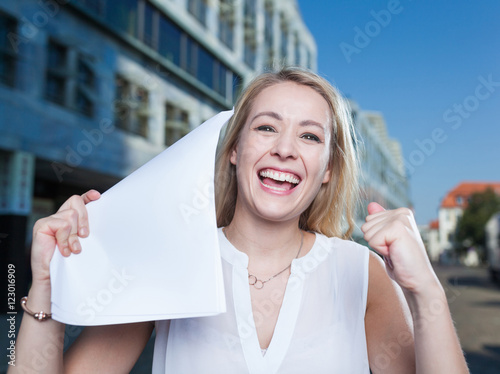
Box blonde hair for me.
[215,67,360,239]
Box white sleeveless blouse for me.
[152,229,370,373]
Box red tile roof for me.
[440,182,500,209]
[429,219,439,230]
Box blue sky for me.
[297,0,500,224]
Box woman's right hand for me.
[31,189,101,286]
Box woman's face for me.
[230,82,332,224]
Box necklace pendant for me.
[248,274,264,289]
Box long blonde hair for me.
[215,67,360,239]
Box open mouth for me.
[258,169,301,192]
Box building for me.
[0,0,411,301]
[428,182,500,259]
[349,100,411,237]
[0,0,316,301]
[425,219,440,261]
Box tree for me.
[455,188,500,252]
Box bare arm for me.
[365,252,415,374]
[362,203,468,374]
[9,190,153,373]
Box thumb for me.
[367,202,386,216]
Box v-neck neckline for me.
[218,228,325,374]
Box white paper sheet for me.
[50,110,233,326]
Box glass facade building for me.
[0,0,317,309]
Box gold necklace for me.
[247,230,304,289]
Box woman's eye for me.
[256,125,275,132]
[301,133,321,142]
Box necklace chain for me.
[247,230,304,290]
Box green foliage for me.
[455,188,500,249]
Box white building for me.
[349,100,411,241]
[428,182,500,259]
[349,100,411,238]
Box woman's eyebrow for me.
[300,120,326,133]
[249,111,282,123]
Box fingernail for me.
[73,241,82,253]
[79,227,88,236]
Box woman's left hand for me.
[361,202,439,295]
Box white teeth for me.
[259,170,300,184]
[261,183,287,191]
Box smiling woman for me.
[215,69,359,239]
[12,67,468,374]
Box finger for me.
[56,193,96,238]
[49,217,74,257]
[365,231,390,258]
[367,202,385,216]
[361,212,391,233]
[56,209,81,255]
[362,221,391,256]
[82,189,101,205]
[79,190,100,237]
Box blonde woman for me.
[13,68,468,373]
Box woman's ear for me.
[230,145,238,166]
[322,169,331,184]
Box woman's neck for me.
[224,208,304,275]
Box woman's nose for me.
[270,133,298,160]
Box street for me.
[434,264,500,373]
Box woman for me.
[12,68,468,373]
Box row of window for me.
[115,75,190,146]
[188,0,309,70]
[1,13,96,117]
[72,0,242,102]
[0,12,17,87]
[0,10,192,146]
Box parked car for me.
[486,212,500,282]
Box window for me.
[73,0,243,103]
[198,46,214,88]
[294,33,300,66]
[45,40,95,116]
[264,1,274,68]
[46,40,68,106]
[143,2,156,48]
[214,62,227,97]
[218,0,235,49]
[306,49,312,69]
[105,0,138,37]
[159,16,181,66]
[114,75,150,138]
[74,0,104,14]
[280,13,288,60]
[243,0,256,68]
[187,0,207,26]
[165,103,190,146]
[181,36,198,76]
[76,59,95,117]
[0,12,17,87]
[74,0,138,36]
